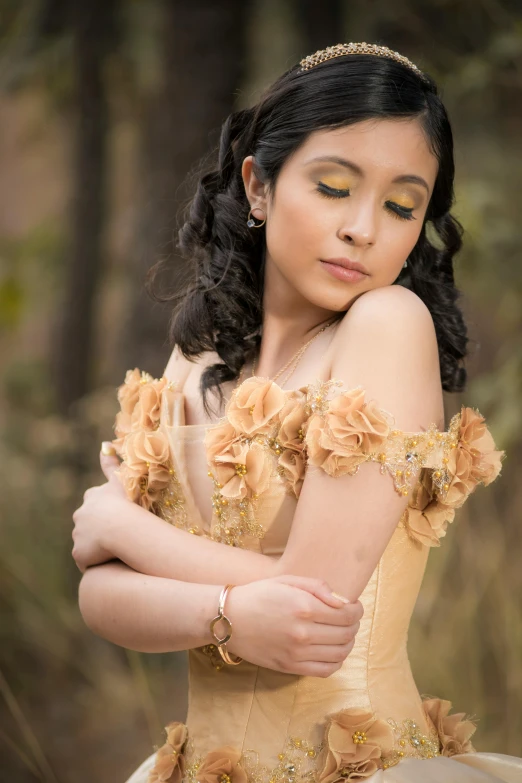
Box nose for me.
[338,198,377,247]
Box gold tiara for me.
[298,42,427,81]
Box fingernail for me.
[331,591,350,604]
[101,441,116,456]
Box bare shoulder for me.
[333,286,438,361]
[163,344,203,387]
[344,285,436,335]
[330,286,444,431]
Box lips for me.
[320,257,369,275]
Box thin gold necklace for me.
[236,317,338,390]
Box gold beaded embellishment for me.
[208,466,265,547]
[304,378,457,500]
[298,42,427,82]
[372,413,461,499]
[182,734,325,783]
[178,713,441,783]
[156,461,195,530]
[241,735,324,783]
[383,717,440,769]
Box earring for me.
[403,260,408,268]
[247,208,266,228]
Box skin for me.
[74,116,443,676]
[244,117,438,381]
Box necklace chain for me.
[235,317,338,391]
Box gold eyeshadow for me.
[318,175,353,190]
[388,193,417,210]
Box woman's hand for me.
[71,445,129,573]
[220,574,364,677]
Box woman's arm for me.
[111,498,279,584]
[272,286,445,600]
[74,480,280,584]
[78,561,363,677]
[76,288,440,592]
[79,560,223,652]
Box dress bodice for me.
[112,369,516,783]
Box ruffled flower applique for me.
[305,383,393,477]
[316,708,395,780]
[111,368,176,514]
[403,406,505,547]
[422,697,477,756]
[301,380,506,548]
[204,378,310,546]
[147,721,188,783]
[315,698,476,779]
[195,746,248,783]
[112,369,506,550]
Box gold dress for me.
[112,369,522,783]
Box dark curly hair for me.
[148,50,468,415]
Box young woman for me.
[72,43,521,782]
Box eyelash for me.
[316,183,416,222]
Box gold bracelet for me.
[209,584,243,665]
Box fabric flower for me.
[278,448,306,498]
[196,745,247,783]
[205,420,242,464]
[442,407,505,508]
[404,469,455,547]
[113,368,143,451]
[118,367,143,417]
[277,389,309,452]
[227,378,287,435]
[132,378,167,431]
[113,369,167,453]
[423,697,477,756]
[213,441,272,499]
[116,429,171,510]
[147,721,187,783]
[306,388,392,477]
[317,707,395,782]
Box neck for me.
[254,258,340,378]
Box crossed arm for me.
[77,287,443,654]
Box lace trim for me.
[177,715,441,783]
[383,717,440,769]
[304,378,459,500]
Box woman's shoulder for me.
[334,285,437,348]
[328,286,443,432]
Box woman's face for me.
[243,118,439,314]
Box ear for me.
[241,155,267,218]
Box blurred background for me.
[0,0,521,780]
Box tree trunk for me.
[53,1,113,412]
[118,0,249,378]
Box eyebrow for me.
[303,155,430,195]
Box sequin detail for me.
[383,717,440,769]
[304,378,459,499]
[182,734,324,783]
[241,735,324,783]
[169,710,447,783]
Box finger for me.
[294,639,356,663]
[311,599,364,627]
[274,574,349,607]
[279,659,342,678]
[99,447,121,481]
[300,620,360,646]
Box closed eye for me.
[316,183,350,199]
[316,182,416,222]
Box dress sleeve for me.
[302,379,506,547]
